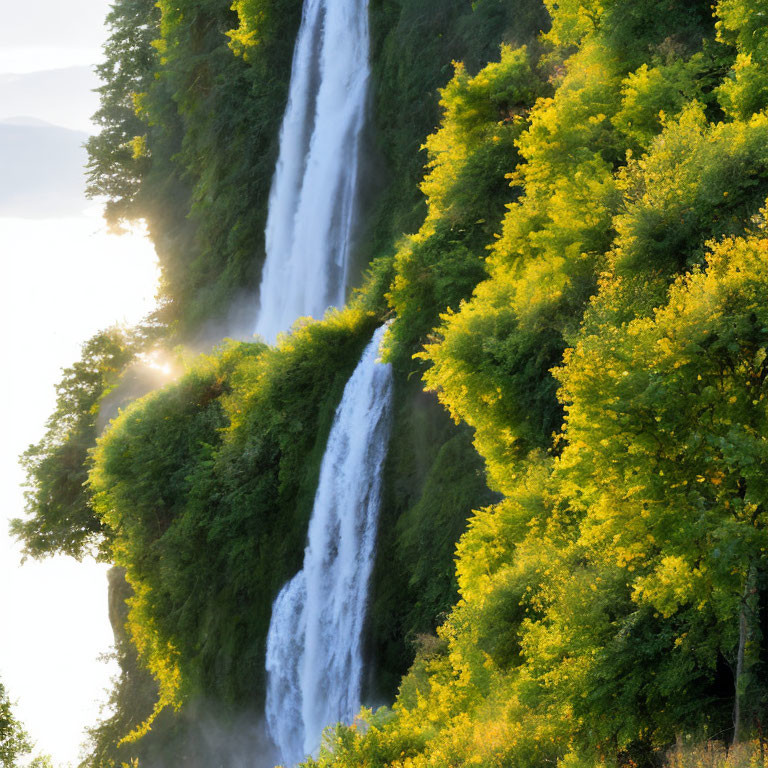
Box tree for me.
[85,0,160,228]
[0,681,30,768]
[555,226,768,742]
[13,327,154,560]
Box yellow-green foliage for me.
[717,0,768,118]
[611,56,707,151]
[417,46,542,229]
[560,229,768,599]
[90,349,239,719]
[417,41,627,491]
[416,30,766,495]
[0,679,32,766]
[544,0,712,55]
[385,44,547,363]
[613,105,768,275]
[301,229,768,768]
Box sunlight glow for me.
[141,349,176,378]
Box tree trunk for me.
[733,562,758,746]
[733,596,747,744]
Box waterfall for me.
[265,325,393,766]
[255,0,371,342]
[257,0,384,760]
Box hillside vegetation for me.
[13,0,768,765]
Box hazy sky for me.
[0,1,109,62]
[0,3,161,765]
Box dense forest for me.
[11,0,768,765]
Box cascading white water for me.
[265,325,393,766]
[254,0,371,342]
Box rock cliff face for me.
[106,567,131,642]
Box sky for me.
[0,3,161,765]
[0,1,106,66]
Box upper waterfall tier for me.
[254,0,371,342]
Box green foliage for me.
[90,311,379,716]
[14,326,158,560]
[418,5,731,492]
[85,0,160,228]
[29,757,55,768]
[416,41,624,487]
[366,381,497,699]
[364,0,550,266]
[151,0,304,329]
[611,54,712,151]
[87,0,303,332]
[554,229,768,740]
[544,0,712,56]
[716,0,768,118]
[613,104,768,275]
[79,568,160,768]
[0,681,30,768]
[385,45,548,363]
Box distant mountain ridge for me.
[0,66,99,132]
[1,116,55,127]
